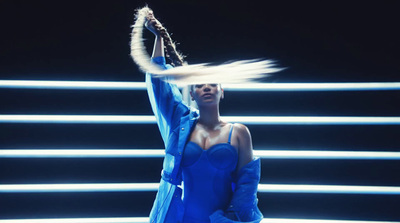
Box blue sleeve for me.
[209,158,263,223]
[145,56,189,143]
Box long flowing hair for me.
[130,6,282,85]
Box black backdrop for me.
[1,1,399,82]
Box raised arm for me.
[145,12,164,58]
[142,13,189,142]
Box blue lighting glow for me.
[1,80,400,91]
[257,184,400,195]
[0,149,165,158]
[0,115,399,125]
[0,80,146,90]
[1,183,399,194]
[0,217,398,223]
[1,149,400,160]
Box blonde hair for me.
[130,6,282,85]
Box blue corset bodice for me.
[181,125,238,223]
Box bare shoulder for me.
[233,123,252,138]
[232,123,253,169]
[232,123,253,150]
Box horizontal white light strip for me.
[223,116,400,125]
[0,218,398,223]
[257,184,400,194]
[0,80,147,90]
[0,149,165,158]
[0,115,155,124]
[1,149,400,160]
[1,183,399,194]
[1,115,400,125]
[1,80,400,91]
[223,82,400,91]
[0,183,159,193]
[0,217,148,223]
[260,219,400,223]
[255,150,400,160]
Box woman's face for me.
[190,83,224,106]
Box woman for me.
[132,8,263,223]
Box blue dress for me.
[181,124,238,223]
[147,56,263,223]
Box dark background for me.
[0,0,399,82]
[0,0,399,221]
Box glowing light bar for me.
[1,115,400,125]
[0,183,159,193]
[258,184,400,194]
[0,217,149,223]
[1,183,399,194]
[254,150,400,160]
[0,218,398,223]
[1,149,400,160]
[1,80,400,91]
[0,149,165,158]
[222,82,400,91]
[223,116,400,125]
[260,219,400,223]
[0,115,156,124]
[0,80,146,90]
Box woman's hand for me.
[145,11,162,36]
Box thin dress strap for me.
[227,123,234,144]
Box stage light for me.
[1,149,400,160]
[1,183,399,194]
[0,115,399,124]
[0,217,398,223]
[1,80,400,91]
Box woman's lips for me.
[202,93,212,97]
